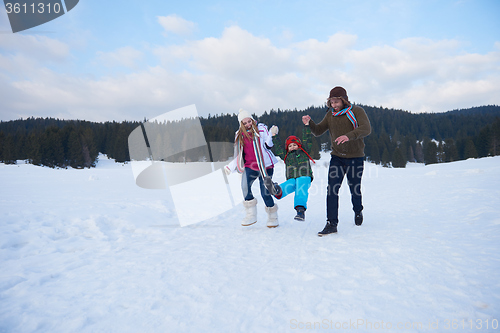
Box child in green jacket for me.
[265,125,315,221]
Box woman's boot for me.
[265,204,279,228]
[241,198,257,226]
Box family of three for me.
[224,86,372,236]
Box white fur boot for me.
[241,198,257,226]
[265,204,279,228]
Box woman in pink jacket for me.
[225,109,279,228]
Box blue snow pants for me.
[279,176,312,209]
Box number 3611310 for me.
[5,2,62,14]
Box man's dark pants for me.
[327,155,364,224]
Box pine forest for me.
[1,104,499,169]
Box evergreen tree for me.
[14,128,27,160]
[476,126,491,157]
[381,147,390,167]
[491,118,500,156]
[80,127,98,167]
[443,138,459,162]
[365,137,380,164]
[2,133,16,164]
[424,139,438,165]
[404,134,417,162]
[41,127,65,168]
[67,130,84,168]
[464,138,478,159]
[113,123,132,162]
[28,131,42,165]
[0,131,4,162]
[392,147,406,168]
[398,139,408,162]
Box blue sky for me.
[0,0,499,121]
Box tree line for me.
[1,105,499,168]
[0,118,138,168]
[202,104,500,167]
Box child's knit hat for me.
[285,135,302,152]
[284,135,316,164]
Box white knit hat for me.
[237,108,254,123]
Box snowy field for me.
[1,153,499,332]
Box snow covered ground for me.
[1,153,499,332]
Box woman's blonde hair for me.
[235,119,258,146]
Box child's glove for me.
[270,125,279,136]
[224,165,232,175]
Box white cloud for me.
[0,25,499,122]
[0,34,70,62]
[156,26,292,79]
[95,46,144,69]
[158,15,196,37]
[293,33,358,71]
[346,37,500,111]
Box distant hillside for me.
[443,105,500,116]
[1,105,499,168]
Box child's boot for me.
[294,206,306,221]
[265,204,279,228]
[241,198,257,226]
[264,177,282,199]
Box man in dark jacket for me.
[303,86,371,236]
